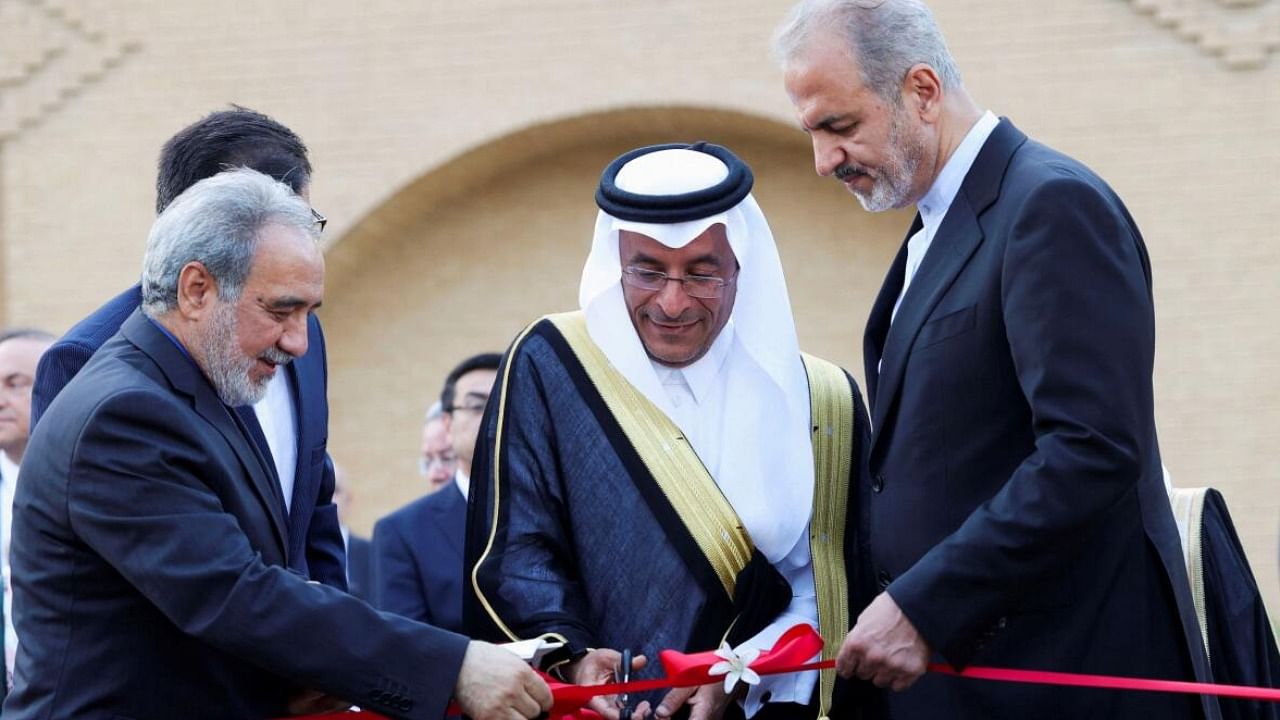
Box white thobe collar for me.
[649,321,735,407]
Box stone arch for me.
[321,106,912,528]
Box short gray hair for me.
[424,400,445,424]
[141,167,317,317]
[0,328,55,346]
[773,0,962,102]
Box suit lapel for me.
[284,359,308,547]
[863,218,918,411]
[284,316,326,554]
[198,395,290,554]
[432,483,467,559]
[869,197,985,452]
[121,311,290,557]
[865,119,1027,460]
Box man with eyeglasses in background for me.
[373,354,500,633]
[0,329,54,703]
[29,107,350,607]
[465,143,875,720]
[419,401,459,494]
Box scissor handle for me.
[617,648,634,720]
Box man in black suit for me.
[333,461,374,602]
[776,1,1217,718]
[30,107,347,592]
[373,354,500,632]
[0,329,54,704]
[4,169,550,720]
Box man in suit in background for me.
[373,354,500,632]
[776,1,1217,717]
[333,461,373,602]
[419,401,458,494]
[30,107,347,591]
[0,329,53,703]
[5,169,550,720]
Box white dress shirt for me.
[454,469,470,502]
[253,371,298,514]
[2,451,19,686]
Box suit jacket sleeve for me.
[373,515,433,623]
[67,389,468,720]
[889,174,1161,661]
[30,340,95,431]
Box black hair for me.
[155,105,311,214]
[440,353,503,411]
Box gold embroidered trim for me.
[1168,486,1209,661]
[470,318,544,642]
[802,353,854,720]
[549,311,753,599]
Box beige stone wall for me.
[3,0,1277,618]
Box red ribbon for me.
[286,624,1280,719]
[926,663,1280,703]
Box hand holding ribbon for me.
[837,591,931,691]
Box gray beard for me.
[855,110,924,213]
[197,303,286,407]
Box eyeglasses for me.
[418,452,458,477]
[310,207,328,232]
[447,400,489,414]
[621,266,737,299]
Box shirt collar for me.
[0,451,17,483]
[917,111,999,236]
[650,320,735,406]
[455,469,470,501]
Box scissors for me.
[617,648,635,720]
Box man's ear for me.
[902,63,943,122]
[175,261,219,321]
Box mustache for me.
[834,164,871,181]
[643,308,701,324]
[260,346,296,365]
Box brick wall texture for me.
[2,0,1278,618]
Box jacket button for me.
[871,474,885,493]
[877,570,892,590]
